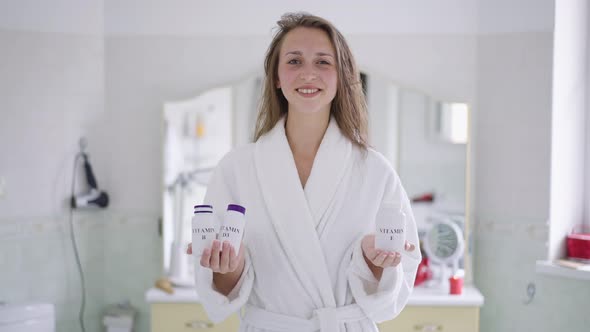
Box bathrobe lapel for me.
[303,117,353,237]
[254,116,352,309]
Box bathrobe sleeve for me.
[347,170,422,323]
[194,154,255,323]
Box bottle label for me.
[192,227,216,240]
[375,204,406,252]
[219,210,245,251]
[191,213,217,256]
[220,225,241,237]
[378,227,405,240]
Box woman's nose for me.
[298,66,318,81]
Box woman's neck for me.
[285,110,330,158]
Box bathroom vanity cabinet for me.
[146,285,483,332]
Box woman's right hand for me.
[186,240,245,274]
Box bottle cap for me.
[227,204,246,215]
[194,205,213,213]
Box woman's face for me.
[276,27,338,115]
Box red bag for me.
[567,226,590,261]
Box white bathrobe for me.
[195,116,421,332]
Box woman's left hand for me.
[361,234,416,269]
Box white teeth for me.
[297,88,319,94]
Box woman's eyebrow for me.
[285,50,334,58]
[316,52,334,58]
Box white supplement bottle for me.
[375,203,406,253]
[191,205,217,257]
[218,204,246,253]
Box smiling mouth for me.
[296,88,321,95]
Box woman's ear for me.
[276,80,281,89]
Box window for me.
[536,0,590,280]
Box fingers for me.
[368,248,381,261]
[218,242,231,273]
[405,241,416,252]
[200,241,241,274]
[200,248,211,268]
[391,253,402,267]
[228,245,239,271]
[372,252,388,266]
[237,242,245,260]
[186,243,192,255]
[381,253,396,267]
[209,240,221,271]
[372,252,402,268]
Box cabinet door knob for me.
[185,320,214,329]
[414,323,443,331]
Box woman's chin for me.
[288,107,330,115]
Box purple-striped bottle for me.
[218,204,246,252]
[191,205,217,257]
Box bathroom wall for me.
[2,1,589,332]
[0,18,109,332]
[0,2,161,331]
[473,1,590,331]
[549,0,589,261]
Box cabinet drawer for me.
[378,306,479,332]
[151,303,240,332]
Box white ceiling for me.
[0,0,555,35]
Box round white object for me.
[423,219,464,265]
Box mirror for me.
[364,72,470,283]
[161,87,233,285]
[161,71,470,285]
[161,78,261,285]
[396,89,468,224]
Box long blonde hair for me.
[253,12,368,149]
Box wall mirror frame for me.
[362,69,472,284]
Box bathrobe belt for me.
[242,303,367,332]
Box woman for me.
[187,12,421,332]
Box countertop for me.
[145,284,484,307]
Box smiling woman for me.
[152,5,488,330]
[184,12,422,332]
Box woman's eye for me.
[288,59,301,65]
[318,60,330,65]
